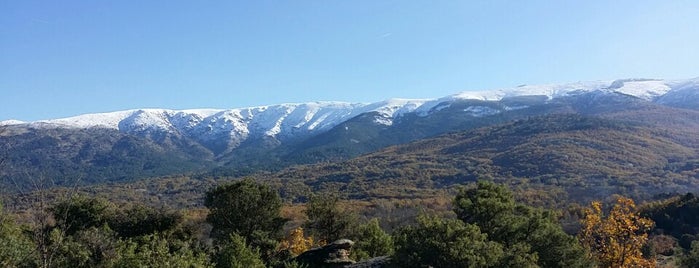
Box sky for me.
[1,1,698,121]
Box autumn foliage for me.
[578,196,655,268]
[278,227,314,256]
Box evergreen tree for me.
[214,233,265,268]
[391,215,507,268]
[351,218,393,261]
[205,178,287,260]
[50,195,115,236]
[109,204,183,238]
[115,233,211,268]
[52,225,120,268]
[304,194,355,243]
[453,181,592,268]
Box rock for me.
[294,239,356,268]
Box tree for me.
[351,218,393,261]
[578,196,655,268]
[50,195,115,236]
[51,225,120,268]
[0,202,35,267]
[109,204,182,238]
[278,227,314,256]
[115,233,211,268]
[214,233,265,268]
[205,179,287,258]
[680,240,699,267]
[304,194,355,243]
[453,181,591,268]
[453,180,516,238]
[391,215,506,268]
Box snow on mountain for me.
[3,77,696,149]
[412,81,613,116]
[607,79,671,100]
[355,98,430,125]
[0,119,26,126]
[452,81,613,101]
[655,78,699,108]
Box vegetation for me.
[3,112,699,267]
[0,202,35,267]
[260,115,699,206]
[642,193,699,248]
[4,95,699,195]
[303,194,355,243]
[453,181,591,268]
[391,215,506,268]
[13,178,699,267]
[277,227,314,256]
[205,179,287,261]
[350,219,393,261]
[214,233,266,268]
[578,197,655,267]
[0,127,214,190]
[5,114,699,211]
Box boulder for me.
[294,239,356,268]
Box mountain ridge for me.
[4,77,697,129]
[2,77,699,190]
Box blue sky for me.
[1,1,698,121]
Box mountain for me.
[1,77,698,190]
[260,114,699,205]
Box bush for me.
[214,233,265,268]
[391,215,505,268]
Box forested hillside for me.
[261,114,699,206]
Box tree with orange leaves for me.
[278,227,314,256]
[578,196,655,268]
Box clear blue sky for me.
[1,0,698,121]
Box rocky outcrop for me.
[293,239,356,268]
[293,239,391,268]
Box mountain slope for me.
[261,114,699,204]
[1,77,699,190]
[0,127,214,189]
[283,88,699,164]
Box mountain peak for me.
[2,77,696,151]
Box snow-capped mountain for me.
[1,77,699,189]
[3,78,695,132]
[2,78,697,154]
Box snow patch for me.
[504,105,529,111]
[611,80,670,100]
[0,120,25,126]
[464,106,501,117]
[452,81,611,101]
[374,115,394,126]
[434,103,451,111]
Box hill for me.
[260,114,699,206]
